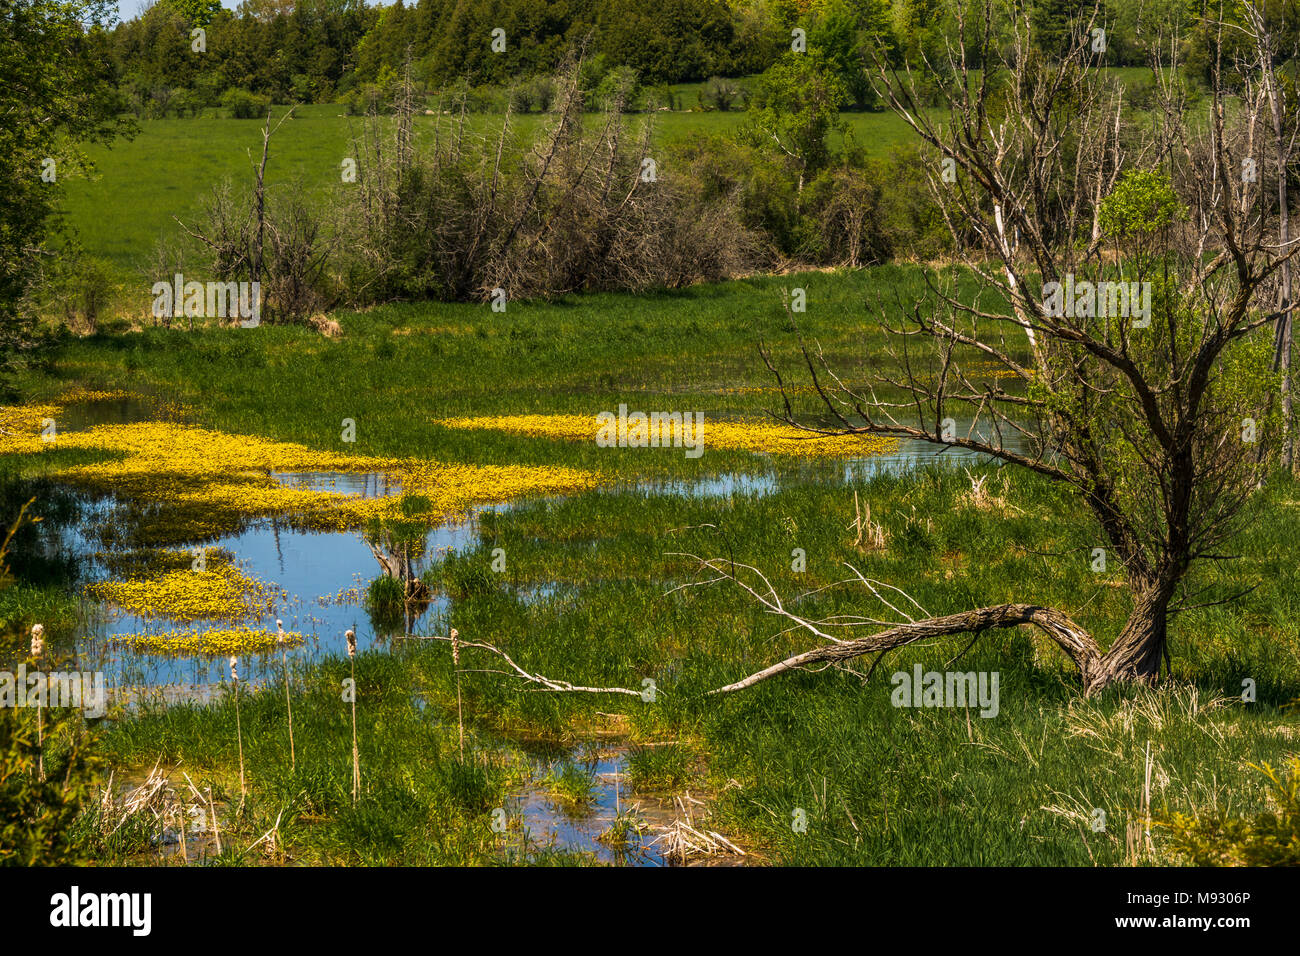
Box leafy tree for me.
[809,0,877,109]
[742,52,848,189]
[749,1,1291,695]
[0,0,130,394]
[163,0,220,27]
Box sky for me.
[115,0,241,19]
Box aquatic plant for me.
[230,656,247,811]
[1,404,600,540]
[110,626,304,656]
[87,564,278,624]
[542,760,596,813]
[364,573,406,632]
[346,628,359,803]
[438,414,899,458]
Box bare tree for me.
[1238,1,1300,471]
[750,0,1298,694]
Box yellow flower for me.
[87,564,276,623]
[438,414,898,457]
[112,627,306,656]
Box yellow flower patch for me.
[87,565,280,624]
[56,388,139,404]
[0,405,600,536]
[0,403,61,453]
[112,627,305,656]
[438,414,898,458]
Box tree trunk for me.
[1083,583,1172,695]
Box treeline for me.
[110,0,1210,118]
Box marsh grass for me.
[542,759,597,814]
[93,652,525,864]
[66,464,1300,864]
[626,743,695,792]
[365,576,405,631]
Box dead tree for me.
[1238,2,1300,471]
[754,0,1300,694]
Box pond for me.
[20,398,1029,700]
[4,396,1030,864]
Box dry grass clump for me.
[848,490,888,551]
[958,469,1023,515]
[650,794,746,865]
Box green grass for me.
[89,652,525,865]
[19,264,1007,482]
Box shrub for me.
[221,87,271,119]
[698,76,743,111]
[1159,758,1300,866]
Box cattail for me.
[31,624,45,781]
[451,628,464,758]
[277,619,295,772]
[231,655,246,808]
[346,629,359,802]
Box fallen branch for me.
[417,633,644,697]
[709,602,1099,695]
[411,553,1102,701]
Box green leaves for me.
[742,52,849,179]
[1098,169,1186,241]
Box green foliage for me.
[0,504,102,865]
[543,759,596,811]
[698,75,746,111]
[1160,757,1300,865]
[365,574,405,630]
[162,0,220,28]
[625,742,694,791]
[743,53,849,179]
[1098,169,1186,241]
[220,87,272,119]
[0,0,130,391]
[0,701,103,865]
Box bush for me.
[1159,758,1300,866]
[591,66,639,111]
[698,76,743,111]
[340,61,761,304]
[508,75,556,113]
[221,87,271,119]
[24,252,120,333]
